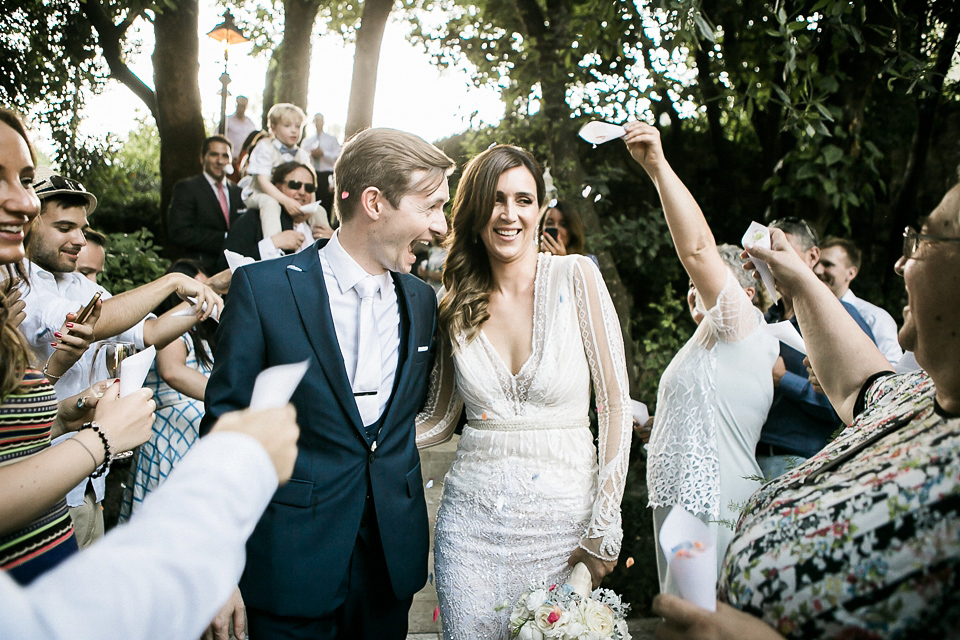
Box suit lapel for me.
[286,244,366,435]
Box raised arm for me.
[95,273,221,342]
[624,122,728,309]
[415,331,463,448]
[746,230,891,423]
[570,257,632,583]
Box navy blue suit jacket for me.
[200,240,434,617]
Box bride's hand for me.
[567,547,617,589]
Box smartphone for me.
[74,291,102,324]
[544,227,560,242]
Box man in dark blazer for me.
[167,135,244,274]
[200,128,455,640]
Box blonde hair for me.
[439,145,545,344]
[267,103,306,132]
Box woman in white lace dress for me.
[416,145,632,639]
[624,123,780,592]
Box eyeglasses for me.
[285,180,316,194]
[902,226,960,259]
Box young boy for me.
[240,103,312,242]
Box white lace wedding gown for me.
[417,254,632,640]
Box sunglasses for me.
[285,180,316,194]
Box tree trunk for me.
[275,0,321,111]
[344,0,393,137]
[527,0,639,394]
[152,0,206,248]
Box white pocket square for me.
[286,265,303,272]
[417,345,429,352]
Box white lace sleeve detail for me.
[571,257,632,561]
[693,268,761,349]
[415,335,463,448]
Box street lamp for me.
[207,10,248,136]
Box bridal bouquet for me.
[507,563,631,640]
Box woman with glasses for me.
[222,161,320,265]
[654,186,960,640]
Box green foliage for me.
[100,229,169,294]
[80,120,163,239]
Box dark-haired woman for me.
[120,259,217,520]
[0,108,154,583]
[416,145,632,638]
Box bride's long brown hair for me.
[439,145,545,345]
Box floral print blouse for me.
[719,370,960,639]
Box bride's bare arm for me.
[415,333,463,448]
[571,257,633,568]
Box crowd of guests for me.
[0,100,957,640]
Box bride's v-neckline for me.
[478,254,545,379]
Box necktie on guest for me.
[215,181,230,228]
[353,276,382,427]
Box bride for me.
[416,145,632,639]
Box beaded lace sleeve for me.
[571,257,633,561]
[415,334,463,448]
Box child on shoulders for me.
[239,103,312,242]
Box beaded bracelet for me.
[79,421,112,478]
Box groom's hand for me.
[567,547,617,589]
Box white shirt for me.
[221,113,257,156]
[841,289,903,365]
[0,431,277,640]
[241,138,312,201]
[302,132,341,173]
[319,231,400,424]
[257,221,314,262]
[21,261,150,505]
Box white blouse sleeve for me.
[415,334,463,448]
[693,268,761,349]
[571,257,633,561]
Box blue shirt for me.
[758,300,876,458]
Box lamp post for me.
[207,10,248,136]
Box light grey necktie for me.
[353,276,382,426]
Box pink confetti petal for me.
[433,606,440,622]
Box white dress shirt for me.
[0,431,278,640]
[20,261,149,505]
[302,132,342,174]
[319,232,400,424]
[257,220,314,261]
[841,289,903,365]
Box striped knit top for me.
[0,370,78,584]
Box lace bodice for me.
[646,269,768,517]
[417,253,632,559]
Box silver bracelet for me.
[42,359,62,382]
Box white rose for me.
[580,599,615,637]
[517,622,545,640]
[534,604,559,632]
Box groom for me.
[200,128,455,640]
